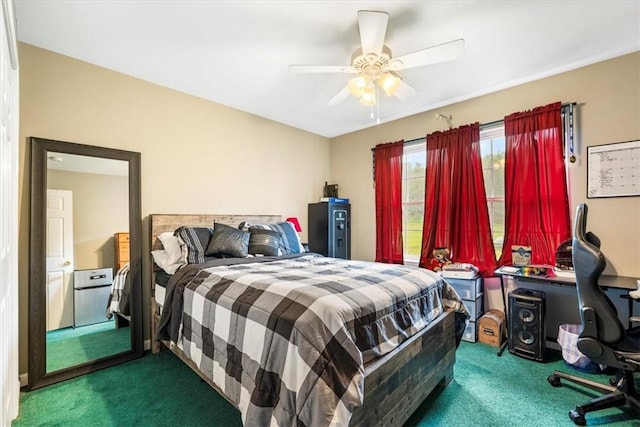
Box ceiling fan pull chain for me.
[376,86,381,124]
[370,89,374,120]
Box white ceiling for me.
[14,1,640,139]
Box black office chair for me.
[548,204,640,425]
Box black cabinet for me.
[308,202,350,259]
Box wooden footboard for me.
[160,308,456,426]
[351,309,456,426]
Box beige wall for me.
[331,52,640,280]
[18,43,331,374]
[48,169,129,270]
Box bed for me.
[149,214,468,426]
[106,263,131,327]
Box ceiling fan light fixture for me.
[378,72,400,96]
[359,86,376,106]
[348,75,368,97]
[290,11,464,109]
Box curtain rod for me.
[378,102,578,149]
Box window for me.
[400,126,506,262]
[397,107,571,264]
[401,140,426,263]
[480,125,506,258]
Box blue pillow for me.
[259,222,304,254]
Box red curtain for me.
[374,140,404,264]
[418,123,497,276]
[498,102,571,266]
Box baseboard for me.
[19,372,27,388]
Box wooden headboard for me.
[149,214,282,252]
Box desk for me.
[494,267,638,356]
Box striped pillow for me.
[174,226,213,264]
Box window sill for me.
[404,258,420,267]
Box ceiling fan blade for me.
[393,79,418,101]
[288,64,357,74]
[327,86,351,106]
[358,10,388,55]
[390,39,465,70]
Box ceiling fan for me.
[289,10,464,107]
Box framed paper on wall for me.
[587,140,640,198]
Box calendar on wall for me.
[587,140,640,198]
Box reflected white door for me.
[46,189,74,331]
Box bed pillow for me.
[206,222,250,258]
[157,231,183,265]
[151,249,185,275]
[151,231,187,274]
[242,221,305,254]
[267,221,305,254]
[174,226,213,264]
[248,227,282,256]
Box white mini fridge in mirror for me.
[74,268,113,327]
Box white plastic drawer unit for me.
[446,277,483,300]
[462,320,477,342]
[463,294,484,320]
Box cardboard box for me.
[512,245,532,266]
[478,309,506,347]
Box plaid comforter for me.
[156,254,468,426]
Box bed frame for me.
[149,214,457,426]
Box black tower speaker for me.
[508,288,546,362]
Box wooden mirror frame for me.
[28,137,144,390]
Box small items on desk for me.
[498,265,520,274]
[520,265,554,277]
[497,264,577,280]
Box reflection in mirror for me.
[45,152,131,373]
[29,137,143,390]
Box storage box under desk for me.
[446,277,483,300]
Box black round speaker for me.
[508,289,546,362]
[519,309,536,323]
[518,330,535,345]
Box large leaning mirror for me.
[29,137,143,390]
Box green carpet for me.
[46,321,131,372]
[13,342,640,426]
